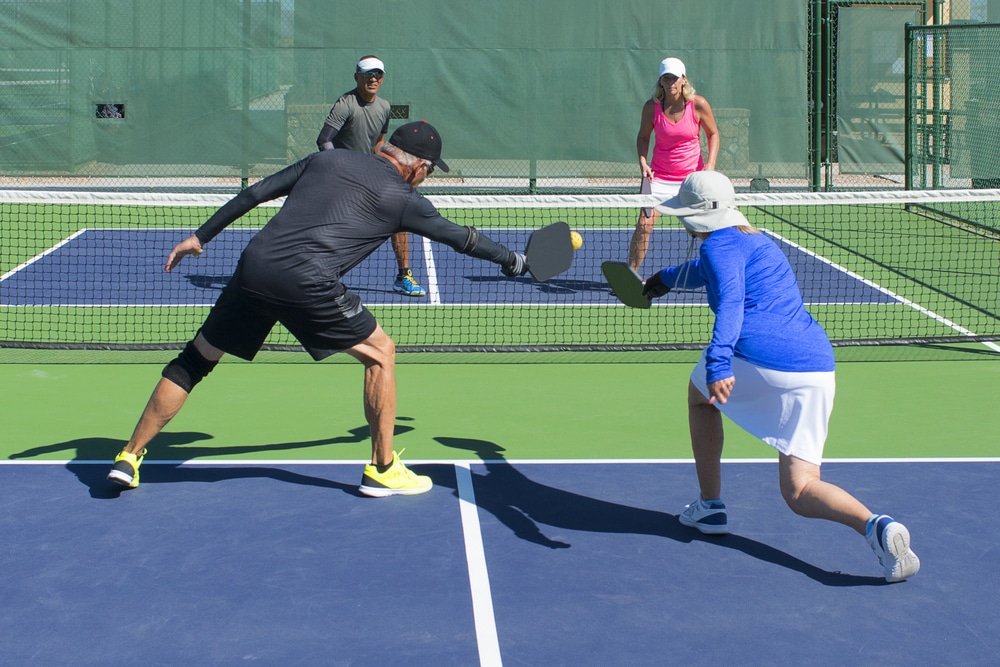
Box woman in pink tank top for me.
[629,57,719,273]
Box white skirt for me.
[649,178,683,200]
[690,354,836,466]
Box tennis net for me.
[2,188,999,355]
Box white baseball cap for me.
[659,57,686,78]
[655,170,749,233]
[356,57,385,74]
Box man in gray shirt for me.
[317,56,426,297]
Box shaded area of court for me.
[1,459,996,665]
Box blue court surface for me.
[3,228,895,307]
[2,459,997,665]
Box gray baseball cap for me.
[655,170,748,233]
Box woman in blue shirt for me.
[644,170,920,582]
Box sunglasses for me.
[359,70,384,81]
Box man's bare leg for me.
[349,324,431,496]
[391,232,409,275]
[123,334,224,455]
[346,324,397,466]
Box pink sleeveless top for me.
[650,99,704,182]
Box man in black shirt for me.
[108,121,528,497]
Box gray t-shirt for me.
[319,89,391,153]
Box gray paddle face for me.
[525,221,573,282]
[639,177,652,218]
[602,261,651,309]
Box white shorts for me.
[690,355,836,466]
[649,179,682,200]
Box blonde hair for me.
[654,76,696,102]
[736,225,761,235]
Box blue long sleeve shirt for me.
[658,227,835,383]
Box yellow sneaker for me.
[107,449,146,489]
[359,450,432,497]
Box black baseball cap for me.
[388,120,450,173]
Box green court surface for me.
[4,347,1000,463]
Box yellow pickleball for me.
[570,231,583,251]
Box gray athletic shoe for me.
[867,515,920,582]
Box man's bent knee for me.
[348,326,395,368]
[162,340,219,393]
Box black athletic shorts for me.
[199,281,378,361]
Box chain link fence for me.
[906,21,1000,190]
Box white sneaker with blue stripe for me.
[679,498,728,534]
[866,514,920,582]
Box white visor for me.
[356,57,385,73]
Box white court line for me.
[6,457,1000,466]
[422,236,442,305]
[1,228,87,281]
[455,462,503,667]
[762,228,1000,353]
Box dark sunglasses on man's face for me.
[360,70,384,81]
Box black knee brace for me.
[162,341,218,393]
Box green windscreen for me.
[835,5,921,176]
[0,0,809,188]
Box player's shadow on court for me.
[467,275,610,294]
[9,423,414,500]
[433,436,886,587]
[184,274,230,290]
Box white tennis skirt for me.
[690,354,836,466]
[650,178,683,200]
